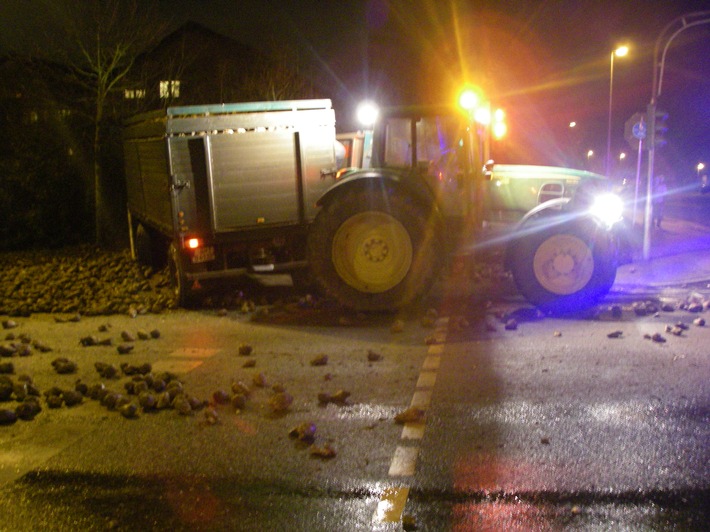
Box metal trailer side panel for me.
[123,141,146,216]
[206,123,338,230]
[300,120,339,220]
[168,107,336,234]
[123,138,173,234]
[124,100,337,243]
[207,130,300,231]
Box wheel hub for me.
[533,234,594,295]
[332,212,413,293]
[552,252,576,275]
[363,238,388,262]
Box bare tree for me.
[55,0,169,244]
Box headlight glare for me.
[589,193,624,226]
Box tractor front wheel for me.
[510,220,616,313]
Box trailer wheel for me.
[134,224,168,270]
[135,224,154,268]
[510,220,616,313]
[307,185,442,311]
[168,243,197,308]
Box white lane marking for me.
[427,344,445,355]
[400,422,425,440]
[374,317,449,525]
[416,370,437,389]
[410,390,432,409]
[388,446,419,477]
[421,355,441,370]
[372,487,410,524]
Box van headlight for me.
[589,192,624,226]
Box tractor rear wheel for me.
[307,185,443,311]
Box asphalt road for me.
[409,305,710,530]
[0,281,708,530]
[0,306,432,530]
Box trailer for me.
[123,99,339,305]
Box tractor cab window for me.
[383,118,412,167]
[383,115,466,181]
[416,116,467,184]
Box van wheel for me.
[510,220,616,313]
[307,185,443,311]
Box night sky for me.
[1,0,709,177]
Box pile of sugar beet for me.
[0,246,177,317]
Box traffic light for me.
[647,106,669,148]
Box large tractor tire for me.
[307,185,443,312]
[510,219,617,313]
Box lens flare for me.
[589,193,623,226]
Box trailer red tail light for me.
[184,237,215,263]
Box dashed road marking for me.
[400,422,425,440]
[373,317,449,525]
[372,486,410,523]
[421,355,440,370]
[410,389,432,408]
[427,344,445,356]
[416,370,437,389]
[388,446,419,477]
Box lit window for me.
[159,80,180,99]
[124,89,146,99]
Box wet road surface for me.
[1,292,708,530]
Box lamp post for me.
[606,45,629,177]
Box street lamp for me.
[697,162,705,178]
[606,45,629,177]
